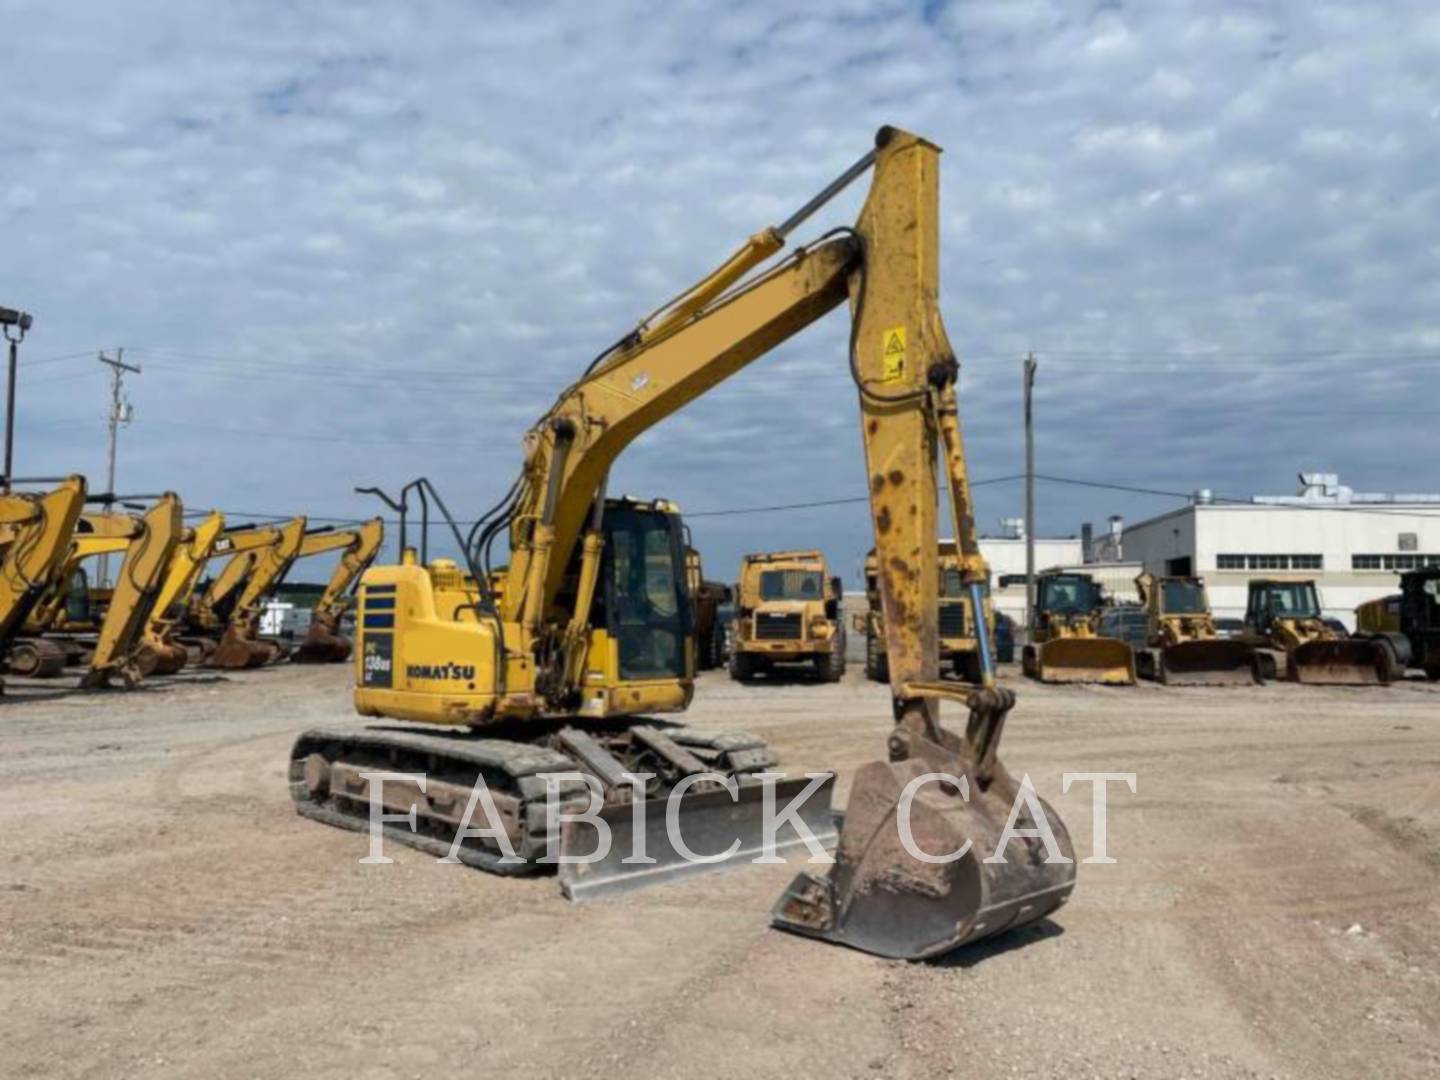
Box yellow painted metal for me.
[0,476,87,660]
[862,543,995,677]
[732,550,839,661]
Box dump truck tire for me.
[865,633,888,682]
[729,649,755,683]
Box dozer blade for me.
[1290,639,1391,686]
[772,689,1077,960]
[1034,637,1135,685]
[1159,640,1261,686]
[558,774,838,902]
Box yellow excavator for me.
[25,495,185,688]
[1133,572,1261,685]
[288,127,1076,960]
[1240,578,1390,685]
[187,517,306,668]
[290,517,385,663]
[0,476,88,683]
[1023,570,1136,684]
[135,510,227,675]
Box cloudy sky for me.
[4,0,1438,582]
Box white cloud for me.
[1,0,1437,580]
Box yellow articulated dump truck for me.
[728,549,845,682]
[860,542,995,683]
[684,544,731,671]
[1023,570,1136,685]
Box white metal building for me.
[978,525,1083,627]
[1116,473,1440,629]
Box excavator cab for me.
[1022,572,1136,684]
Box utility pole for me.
[97,348,141,586]
[1023,353,1037,640]
[1,306,34,492]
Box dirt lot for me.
[2,662,1438,1080]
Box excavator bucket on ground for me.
[291,617,353,663]
[772,688,1076,959]
[1024,638,1136,685]
[1145,640,1261,686]
[1289,639,1391,686]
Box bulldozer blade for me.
[558,774,838,902]
[772,754,1076,960]
[1290,639,1391,686]
[1033,638,1135,685]
[1158,640,1261,686]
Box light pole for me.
[1,305,34,492]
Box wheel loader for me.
[1133,571,1261,685]
[1022,571,1136,684]
[1353,568,1440,680]
[1241,578,1390,685]
[683,543,730,671]
[23,495,186,688]
[0,476,88,684]
[728,549,845,682]
[289,126,1076,960]
[860,541,996,683]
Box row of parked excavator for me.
[1024,568,1440,687]
[0,476,384,691]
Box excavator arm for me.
[291,517,385,663]
[203,517,307,669]
[136,511,226,675]
[0,477,88,682]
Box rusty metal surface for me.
[773,689,1076,959]
[1290,639,1391,686]
[1028,637,1136,685]
[1159,639,1262,686]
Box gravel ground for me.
[1,661,1437,1079]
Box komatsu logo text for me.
[406,662,477,682]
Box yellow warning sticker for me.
[882,326,907,382]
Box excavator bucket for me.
[134,638,189,676]
[1026,638,1136,685]
[205,626,277,669]
[1157,640,1261,686]
[291,620,353,663]
[557,775,838,901]
[1289,639,1391,686]
[772,689,1076,960]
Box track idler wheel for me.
[772,688,1076,960]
